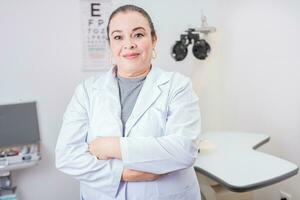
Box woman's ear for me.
[152,36,157,48]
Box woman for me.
[56,4,201,200]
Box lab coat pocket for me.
[150,105,167,134]
[133,105,167,137]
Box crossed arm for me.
[57,78,200,191]
[88,78,201,181]
[89,137,162,182]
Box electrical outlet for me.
[280,190,292,200]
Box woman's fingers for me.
[122,169,162,182]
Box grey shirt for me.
[116,74,147,136]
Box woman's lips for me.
[123,53,140,60]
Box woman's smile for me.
[123,52,140,60]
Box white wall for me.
[217,0,300,199]
[0,0,220,199]
[1,0,299,199]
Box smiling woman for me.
[107,6,157,78]
[55,4,202,200]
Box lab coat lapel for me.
[124,67,167,137]
[92,66,122,135]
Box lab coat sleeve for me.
[55,82,123,198]
[120,78,201,174]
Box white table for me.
[194,132,298,193]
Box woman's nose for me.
[123,41,137,50]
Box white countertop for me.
[194,132,299,192]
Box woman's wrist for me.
[108,137,122,159]
[89,136,122,160]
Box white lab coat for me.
[55,66,202,200]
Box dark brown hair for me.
[106,4,157,42]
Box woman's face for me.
[108,11,156,74]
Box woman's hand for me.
[89,137,122,160]
[122,169,162,182]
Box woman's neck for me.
[117,66,150,78]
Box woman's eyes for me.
[113,35,122,40]
[112,33,144,40]
[134,33,144,38]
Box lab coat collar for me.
[91,66,118,91]
[91,66,123,135]
[124,66,170,137]
[91,65,170,137]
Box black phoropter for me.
[171,28,211,61]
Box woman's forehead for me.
[109,11,151,33]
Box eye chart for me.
[81,0,112,71]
